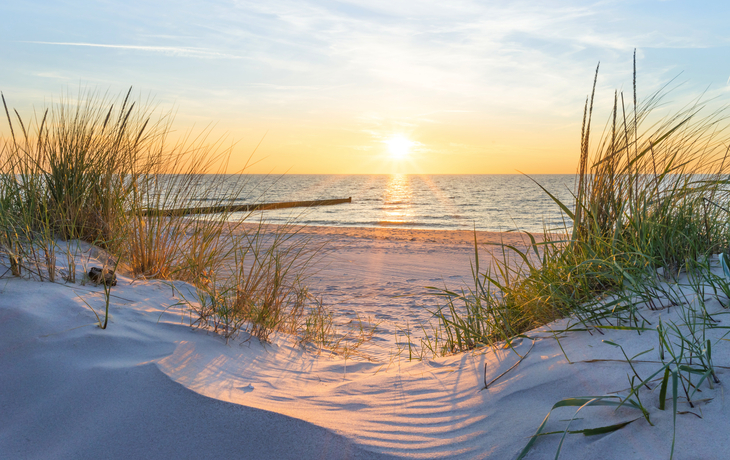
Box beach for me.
[2,225,730,459]
[3,4,728,457]
[280,225,545,361]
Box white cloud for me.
[21,41,241,59]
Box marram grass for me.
[0,88,364,351]
[426,58,730,355]
[424,55,730,459]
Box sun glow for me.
[385,136,414,160]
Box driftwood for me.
[136,197,352,217]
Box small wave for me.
[383,201,409,206]
[376,220,421,227]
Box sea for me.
[194,174,577,233]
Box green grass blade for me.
[659,367,670,410]
[577,417,641,436]
[671,369,678,460]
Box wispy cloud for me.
[21,41,240,59]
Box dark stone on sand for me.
[89,267,117,286]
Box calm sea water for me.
[196,174,577,233]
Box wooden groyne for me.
[138,197,352,217]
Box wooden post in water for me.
[138,197,352,217]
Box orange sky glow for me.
[3,2,730,175]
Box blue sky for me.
[3,1,730,173]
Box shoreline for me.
[235,221,551,247]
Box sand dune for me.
[1,227,729,459]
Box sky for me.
[2,1,730,174]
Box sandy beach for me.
[2,225,729,459]
[4,3,727,457]
[277,225,544,361]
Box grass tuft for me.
[421,54,730,458]
[0,88,359,353]
[427,54,730,354]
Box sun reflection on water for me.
[380,174,414,225]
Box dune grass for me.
[174,221,320,340]
[424,57,730,354]
[420,55,730,458]
[0,88,355,350]
[510,255,730,459]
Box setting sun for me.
[385,136,414,160]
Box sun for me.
[385,136,414,160]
